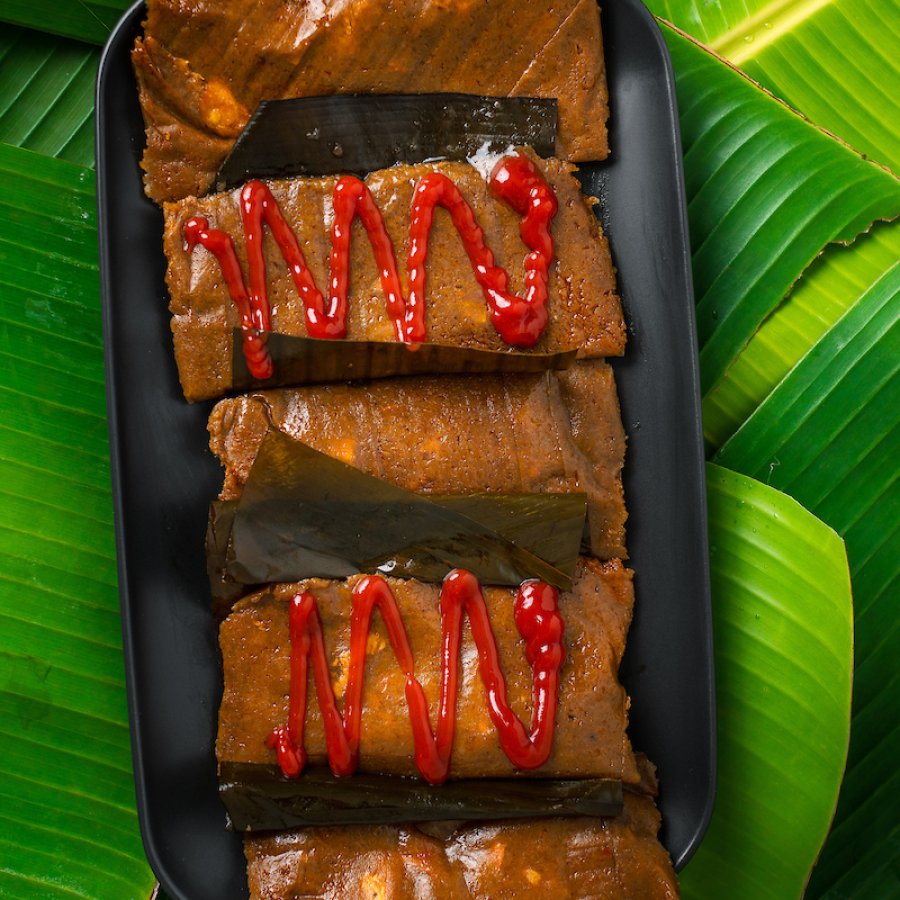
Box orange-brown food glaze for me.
[133,0,610,203]
[182,153,558,379]
[207,362,628,560]
[243,790,680,899]
[165,155,624,402]
[217,559,639,782]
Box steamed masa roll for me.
[242,790,679,899]
[208,361,628,560]
[217,558,639,783]
[164,154,623,402]
[133,0,610,203]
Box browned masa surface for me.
[165,156,624,402]
[218,558,639,783]
[208,361,628,560]
[134,0,610,203]
[243,790,679,899]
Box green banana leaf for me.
[716,263,900,898]
[703,220,900,449]
[0,0,130,46]
[0,2,893,898]
[654,9,900,892]
[680,464,852,899]
[0,24,98,166]
[662,22,900,397]
[647,0,900,174]
[0,144,155,898]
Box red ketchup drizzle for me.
[182,218,273,380]
[266,570,565,785]
[406,154,557,347]
[183,153,558,375]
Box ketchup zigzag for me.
[267,570,565,785]
[183,153,558,379]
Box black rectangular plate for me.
[97,2,715,897]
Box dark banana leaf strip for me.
[207,493,588,607]
[214,93,558,190]
[206,500,247,617]
[230,331,576,392]
[220,764,622,830]
[207,430,587,597]
[417,494,592,566]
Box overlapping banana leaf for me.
[679,464,852,899]
[0,1,894,898]
[662,23,900,397]
[0,24,98,166]
[648,0,900,174]
[703,221,900,448]
[715,263,900,898]
[650,7,899,896]
[0,0,130,45]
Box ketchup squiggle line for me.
[266,569,565,784]
[183,153,557,379]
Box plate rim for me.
[96,1,716,894]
